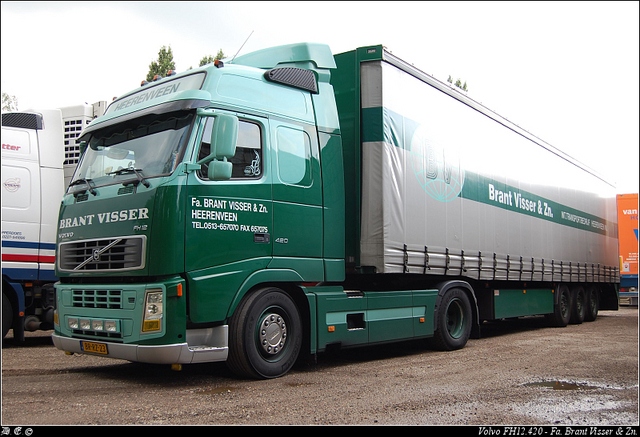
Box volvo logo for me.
[74,238,122,270]
[3,178,21,192]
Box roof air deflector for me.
[264,67,318,93]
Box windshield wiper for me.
[68,178,97,196]
[108,168,150,188]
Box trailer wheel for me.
[430,288,472,351]
[584,285,599,322]
[227,288,302,379]
[546,284,571,327]
[569,285,586,324]
[3,292,13,339]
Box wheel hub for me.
[446,299,465,339]
[259,313,287,355]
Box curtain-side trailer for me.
[50,44,618,379]
[332,46,619,334]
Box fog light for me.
[92,320,104,331]
[68,318,79,329]
[104,320,118,332]
[80,319,91,330]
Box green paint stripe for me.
[361,106,419,145]
[361,105,613,236]
[460,172,613,236]
[361,106,384,143]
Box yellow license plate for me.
[80,341,108,355]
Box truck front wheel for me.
[430,288,472,351]
[227,288,302,379]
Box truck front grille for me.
[72,289,123,309]
[58,236,146,272]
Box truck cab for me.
[2,110,64,339]
[52,43,345,378]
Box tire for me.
[546,284,571,327]
[3,292,13,339]
[430,288,472,351]
[227,288,302,379]
[569,285,586,324]
[584,285,599,322]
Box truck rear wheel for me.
[546,284,571,327]
[430,288,472,351]
[227,288,302,379]
[584,285,599,322]
[569,285,586,324]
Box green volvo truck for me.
[52,43,619,379]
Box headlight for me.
[80,319,91,330]
[142,290,163,332]
[68,317,79,330]
[144,291,164,320]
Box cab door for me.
[269,119,324,280]
[185,113,272,323]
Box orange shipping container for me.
[617,193,638,287]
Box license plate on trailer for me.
[80,340,108,355]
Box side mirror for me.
[79,141,87,155]
[197,114,238,181]
[211,114,238,159]
[208,160,232,181]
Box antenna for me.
[231,30,254,62]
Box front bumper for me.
[52,325,229,364]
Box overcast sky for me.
[2,1,638,194]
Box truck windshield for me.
[69,111,194,191]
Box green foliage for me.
[146,45,176,82]
[2,92,19,112]
[199,49,226,67]
[447,75,468,92]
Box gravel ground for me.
[1,307,638,426]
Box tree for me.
[2,92,19,112]
[447,75,468,92]
[199,49,226,67]
[146,45,176,82]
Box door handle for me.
[254,233,270,243]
